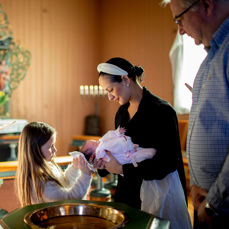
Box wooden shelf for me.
[0,135,20,141]
[72,135,101,141]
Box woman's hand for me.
[92,158,106,169]
[104,150,123,174]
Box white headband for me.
[97,63,128,76]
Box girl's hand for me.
[104,150,123,174]
[73,155,91,176]
[73,157,79,169]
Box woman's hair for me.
[99,57,144,83]
[15,121,63,206]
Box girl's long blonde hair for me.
[15,122,63,207]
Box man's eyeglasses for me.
[174,0,199,25]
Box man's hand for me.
[198,199,213,228]
[191,184,207,210]
[191,185,213,228]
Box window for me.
[169,33,207,114]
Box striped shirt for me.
[187,17,229,213]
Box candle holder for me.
[80,85,107,136]
[89,175,111,202]
[104,174,118,197]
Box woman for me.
[96,57,187,209]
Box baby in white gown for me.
[95,127,156,166]
[80,127,192,229]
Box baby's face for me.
[81,140,99,161]
[81,140,99,152]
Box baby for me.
[80,127,192,229]
[81,127,156,167]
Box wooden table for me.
[0,156,73,180]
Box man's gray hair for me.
[161,0,198,7]
[161,0,229,7]
[161,0,170,5]
[161,0,170,6]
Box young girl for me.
[16,121,92,207]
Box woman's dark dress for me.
[100,87,186,209]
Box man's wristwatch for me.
[205,201,219,217]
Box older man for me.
[162,0,229,228]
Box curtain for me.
[169,32,207,114]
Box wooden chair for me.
[178,119,190,193]
[178,120,189,152]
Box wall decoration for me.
[0,4,31,118]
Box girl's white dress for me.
[32,162,91,203]
[95,128,192,229]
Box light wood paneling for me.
[0,0,176,153]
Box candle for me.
[103,90,108,95]
[84,85,89,95]
[90,85,94,95]
[99,86,103,95]
[80,85,84,95]
[94,85,98,95]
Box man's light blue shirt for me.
[187,17,229,214]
